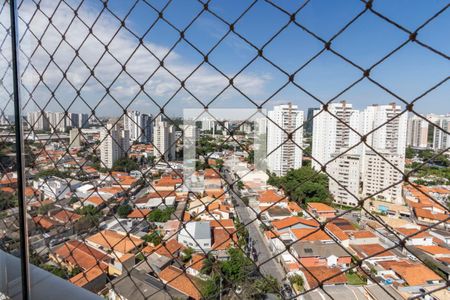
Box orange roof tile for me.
[83,196,105,206]
[307,202,335,212]
[86,230,144,254]
[416,245,450,256]
[0,187,15,193]
[52,210,82,223]
[212,228,237,250]
[258,190,287,203]
[302,266,347,288]
[189,254,206,271]
[154,239,184,258]
[69,266,105,287]
[272,217,318,230]
[204,168,220,179]
[378,260,442,286]
[291,228,331,242]
[325,223,349,241]
[97,186,124,195]
[394,228,432,239]
[350,230,377,239]
[352,244,395,258]
[414,208,449,222]
[159,266,201,300]
[288,202,302,212]
[53,240,109,271]
[210,219,235,229]
[32,215,58,230]
[127,209,151,219]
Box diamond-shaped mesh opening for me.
[0,0,449,299]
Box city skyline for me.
[1,1,447,117]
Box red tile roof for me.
[272,216,318,230]
[159,266,201,300]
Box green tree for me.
[182,247,194,262]
[405,146,415,159]
[289,274,304,291]
[76,205,101,226]
[112,157,139,172]
[142,232,162,246]
[268,166,331,204]
[201,274,221,299]
[117,204,132,218]
[147,207,175,223]
[220,248,252,282]
[0,190,17,210]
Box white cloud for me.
[17,1,269,115]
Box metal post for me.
[8,0,31,299]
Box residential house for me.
[307,202,336,221]
[178,221,211,252]
[159,266,202,300]
[86,229,144,258]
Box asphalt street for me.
[223,170,286,283]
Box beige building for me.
[153,115,176,161]
[361,151,404,204]
[328,153,361,207]
[99,123,130,169]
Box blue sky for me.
[5,0,449,117]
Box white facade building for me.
[327,153,361,206]
[153,115,176,161]
[361,151,404,204]
[431,114,450,151]
[407,114,429,148]
[312,101,360,171]
[27,111,49,131]
[178,221,211,252]
[267,104,304,176]
[123,110,152,143]
[46,112,69,132]
[99,123,130,169]
[312,102,408,205]
[361,104,407,156]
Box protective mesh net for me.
[0,0,449,299]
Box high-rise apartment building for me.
[407,115,430,149]
[99,123,130,169]
[313,102,408,204]
[361,151,404,204]
[312,101,360,171]
[328,153,361,206]
[123,111,152,144]
[361,104,407,156]
[27,111,49,131]
[46,112,69,132]
[431,114,450,151]
[69,112,89,128]
[267,104,304,176]
[153,115,176,161]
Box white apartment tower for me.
[312,101,360,171]
[362,151,404,204]
[99,123,130,169]
[407,115,429,148]
[153,115,176,161]
[312,102,408,204]
[267,104,304,176]
[361,104,407,156]
[27,111,49,131]
[328,153,361,206]
[123,110,152,143]
[431,115,450,151]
